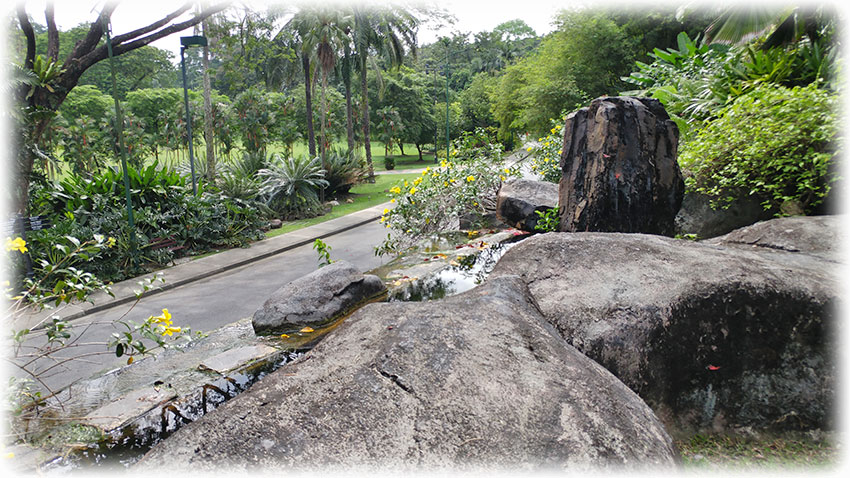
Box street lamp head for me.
[180,35,208,48]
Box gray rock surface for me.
[252,260,386,335]
[490,218,839,435]
[704,214,845,261]
[674,191,772,239]
[559,96,684,235]
[141,276,678,472]
[496,178,559,232]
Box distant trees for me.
[13,1,226,214]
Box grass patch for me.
[264,172,421,238]
[676,432,838,470]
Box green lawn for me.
[264,172,421,238]
[268,140,436,171]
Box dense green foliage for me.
[26,163,267,283]
[621,11,841,214]
[679,83,839,213]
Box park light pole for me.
[443,38,450,164]
[103,16,138,267]
[180,35,207,196]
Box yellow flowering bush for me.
[526,114,568,183]
[380,129,520,245]
[5,232,193,421]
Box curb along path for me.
[16,202,393,331]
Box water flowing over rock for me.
[141,276,678,472]
[559,96,684,236]
[252,260,386,335]
[496,178,559,232]
[490,216,840,435]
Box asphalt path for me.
[22,217,392,394]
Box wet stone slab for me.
[84,386,178,432]
[199,344,280,374]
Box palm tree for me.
[701,5,833,48]
[298,7,351,164]
[286,13,319,158]
[351,4,418,180]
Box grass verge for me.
[264,172,421,238]
[676,432,839,471]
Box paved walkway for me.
[15,201,392,332]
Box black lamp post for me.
[180,35,207,195]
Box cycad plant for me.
[258,154,329,219]
[324,147,367,196]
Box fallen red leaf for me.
[707,365,721,371]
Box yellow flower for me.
[422,167,431,175]
[150,308,173,326]
[390,186,401,194]
[413,177,422,186]
[557,150,563,155]
[504,168,511,174]
[380,216,386,223]
[440,160,448,168]
[390,198,396,203]
[404,180,409,187]
[280,333,290,339]
[161,326,182,337]
[526,146,533,152]
[409,187,417,195]
[466,175,475,182]
[383,208,390,215]
[106,237,117,248]
[551,127,557,133]
[300,326,314,333]
[5,237,27,254]
[500,175,506,181]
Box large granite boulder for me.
[141,277,678,472]
[674,190,773,239]
[490,217,840,435]
[496,178,559,232]
[704,215,844,261]
[559,96,684,236]
[252,260,386,335]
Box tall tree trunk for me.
[416,142,423,161]
[201,19,215,181]
[398,141,405,156]
[343,44,355,152]
[320,72,328,161]
[359,58,374,180]
[303,53,316,157]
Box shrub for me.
[258,155,328,219]
[324,148,367,196]
[526,115,566,183]
[381,132,519,243]
[383,156,396,171]
[679,83,839,213]
[26,162,267,283]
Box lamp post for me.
[444,40,450,163]
[180,35,207,195]
[103,17,138,267]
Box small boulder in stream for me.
[141,276,678,472]
[490,216,841,435]
[251,260,386,335]
[495,178,559,232]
